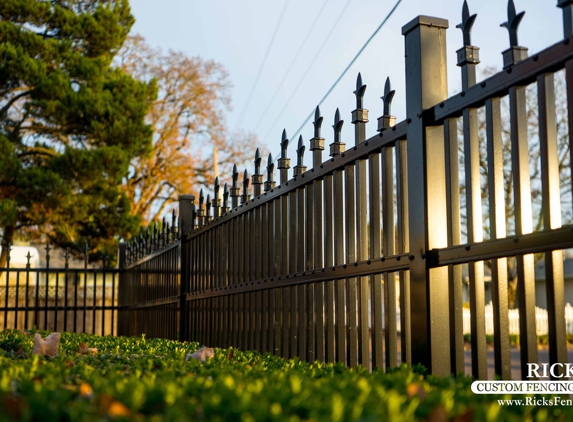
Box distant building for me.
[462,257,573,309]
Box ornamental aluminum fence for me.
[119,1,573,380]
[0,246,119,336]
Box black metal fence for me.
[0,248,119,336]
[122,1,573,379]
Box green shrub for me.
[0,330,570,421]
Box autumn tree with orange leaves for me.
[116,35,260,226]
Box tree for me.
[0,0,156,265]
[116,35,261,225]
[462,67,571,307]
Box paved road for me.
[463,347,573,379]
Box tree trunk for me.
[508,274,518,309]
[0,225,15,268]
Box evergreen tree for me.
[0,0,156,265]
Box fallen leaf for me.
[78,342,89,355]
[33,333,60,357]
[79,383,93,398]
[185,347,215,363]
[108,401,130,417]
[16,347,25,357]
[227,348,234,361]
[406,383,426,400]
[65,360,74,368]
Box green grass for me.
[0,330,570,421]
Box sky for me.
[129,0,563,168]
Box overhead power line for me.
[271,0,403,161]
[234,0,292,130]
[252,0,331,134]
[263,0,353,143]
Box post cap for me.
[402,16,449,36]
[178,194,195,201]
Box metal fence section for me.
[0,249,118,336]
[120,2,573,380]
[117,213,181,340]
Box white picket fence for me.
[461,302,573,336]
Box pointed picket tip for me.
[356,72,363,91]
[199,188,204,198]
[297,135,304,150]
[384,77,391,96]
[335,108,340,123]
[508,0,516,21]
[267,153,273,168]
[457,0,477,46]
[215,176,219,186]
[223,182,229,193]
[255,148,260,161]
[206,193,211,202]
[243,169,249,179]
[314,106,321,122]
[463,0,470,21]
[232,164,238,176]
[280,129,289,158]
[500,0,524,46]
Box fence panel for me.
[119,2,573,380]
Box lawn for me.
[0,330,569,421]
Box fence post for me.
[179,194,195,342]
[402,16,451,375]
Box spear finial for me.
[353,73,367,109]
[333,108,344,143]
[501,0,525,47]
[296,135,305,166]
[206,193,212,221]
[264,153,276,191]
[252,148,263,196]
[293,136,307,176]
[241,169,250,204]
[330,108,346,156]
[254,148,261,174]
[232,164,239,188]
[280,129,289,159]
[456,0,477,47]
[222,183,230,212]
[214,176,220,197]
[382,77,395,117]
[267,153,274,182]
[313,106,323,138]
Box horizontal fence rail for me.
[120,1,573,380]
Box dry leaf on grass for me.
[79,383,93,398]
[33,333,60,357]
[185,347,214,363]
[226,347,234,361]
[100,394,130,417]
[78,342,98,355]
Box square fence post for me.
[179,194,195,342]
[402,16,451,375]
